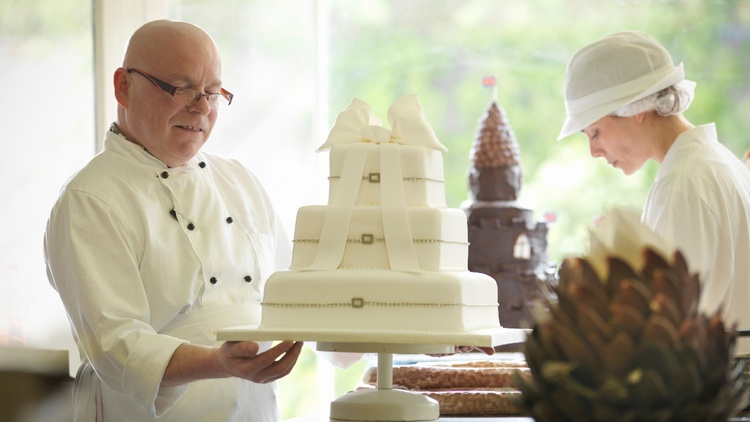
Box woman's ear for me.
[634,111,648,124]
[113,68,130,107]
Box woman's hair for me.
[611,79,694,118]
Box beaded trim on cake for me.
[328,175,444,184]
[262,298,497,309]
[294,236,468,246]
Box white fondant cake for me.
[291,206,468,271]
[259,94,501,333]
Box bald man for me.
[44,20,302,421]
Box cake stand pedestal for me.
[318,342,454,422]
[215,327,528,422]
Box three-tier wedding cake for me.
[257,94,501,334]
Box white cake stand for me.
[215,327,528,422]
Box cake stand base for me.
[325,345,445,422]
[329,389,439,422]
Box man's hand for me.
[428,345,496,358]
[456,346,495,355]
[161,340,304,387]
[218,340,303,384]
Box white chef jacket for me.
[643,123,750,352]
[44,129,292,421]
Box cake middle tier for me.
[291,206,469,271]
[259,269,501,333]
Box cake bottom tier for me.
[259,269,500,333]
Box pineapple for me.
[514,247,749,421]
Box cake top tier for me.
[317,94,447,152]
[470,100,520,168]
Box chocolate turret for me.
[468,101,522,201]
[462,99,554,331]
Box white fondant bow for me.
[317,93,448,152]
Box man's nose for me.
[188,94,212,115]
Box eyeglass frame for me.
[126,68,234,108]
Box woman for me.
[558,31,750,351]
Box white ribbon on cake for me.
[317,93,448,152]
[309,94,446,272]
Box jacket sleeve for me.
[44,189,188,417]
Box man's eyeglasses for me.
[127,68,233,109]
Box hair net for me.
[611,79,695,117]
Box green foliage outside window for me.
[326,0,750,262]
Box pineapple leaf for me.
[549,319,600,367]
[641,314,679,348]
[606,256,639,299]
[578,302,613,341]
[602,331,635,378]
[649,292,683,328]
[641,248,671,280]
[627,368,670,406]
[610,302,648,340]
[614,279,653,317]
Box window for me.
[169,0,326,228]
[322,0,750,261]
[513,233,531,260]
[0,0,94,369]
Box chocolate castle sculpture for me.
[461,100,553,328]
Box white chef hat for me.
[558,31,694,141]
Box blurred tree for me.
[327,0,750,261]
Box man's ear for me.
[113,68,130,107]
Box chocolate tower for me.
[468,101,522,201]
[461,100,553,329]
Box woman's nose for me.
[589,139,604,158]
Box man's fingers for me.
[253,341,304,383]
[219,340,304,383]
[477,346,496,355]
[428,345,497,357]
[254,341,299,364]
[261,341,303,368]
